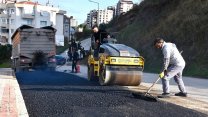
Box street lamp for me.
[88,0,99,26]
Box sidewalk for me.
[0,68,28,117]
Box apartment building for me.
[0,0,66,45]
[107,6,116,18]
[86,10,97,28]
[116,0,133,16]
[86,9,113,28]
[99,9,114,24]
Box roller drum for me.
[99,65,142,86]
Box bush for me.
[0,44,12,64]
[107,0,208,78]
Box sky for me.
[32,0,142,24]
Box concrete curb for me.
[0,68,29,117]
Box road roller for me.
[87,38,144,86]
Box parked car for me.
[55,55,66,65]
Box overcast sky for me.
[32,0,142,24]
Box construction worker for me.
[92,25,108,44]
[91,25,108,58]
[67,47,72,61]
[71,47,79,73]
[154,38,187,98]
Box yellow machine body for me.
[87,44,145,86]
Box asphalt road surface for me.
[16,71,207,117]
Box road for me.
[16,70,207,117]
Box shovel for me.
[132,77,161,102]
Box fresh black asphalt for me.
[16,71,207,117]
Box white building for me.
[86,9,113,28]
[99,9,114,24]
[0,0,66,45]
[116,0,133,16]
[63,15,70,41]
[69,16,78,41]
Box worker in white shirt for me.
[154,38,187,98]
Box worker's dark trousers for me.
[162,65,187,93]
[94,49,99,58]
[72,60,77,72]
[93,43,100,59]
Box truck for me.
[11,25,57,72]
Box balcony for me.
[1,33,9,38]
[0,23,8,28]
[0,6,7,17]
[21,13,35,19]
[0,13,8,17]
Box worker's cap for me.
[153,38,164,46]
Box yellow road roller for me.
[87,38,144,86]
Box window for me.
[11,9,15,14]
[26,19,33,25]
[10,19,14,24]
[40,11,49,17]
[7,19,9,24]
[1,28,9,33]
[11,29,14,33]
[1,18,6,24]
[40,21,47,26]
[65,25,68,29]
[0,9,6,14]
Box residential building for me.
[0,3,8,44]
[99,9,114,24]
[69,16,78,41]
[107,6,116,18]
[63,15,70,41]
[1,0,16,4]
[0,0,66,45]
[86,10,96,28]
[70,16,78,28]
[86,9,113,28]
[116,0,133,16]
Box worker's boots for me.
[175,92,187,97]
[157,93,171,98]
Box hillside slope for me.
[107,0,208,78]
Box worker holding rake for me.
[154,38,187,98]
